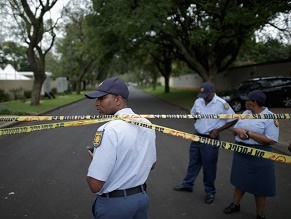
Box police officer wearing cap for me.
[85,77,157,219]
[224,90,279,219]
[173,82,237,204]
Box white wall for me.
[159,60,291,91]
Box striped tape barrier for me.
[0,118,109,136]
[1,115,290,164]
[0,113,291,122]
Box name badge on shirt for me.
[93,131,104,147]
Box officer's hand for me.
[88,149,93,159]
[192,112,201,121]
[209,129,219,138]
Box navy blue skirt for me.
[230,144,275,197]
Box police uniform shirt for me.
[191,94,236,135]
[234,107,279,145]
[87,108,157,195]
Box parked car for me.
[218,76,291,112]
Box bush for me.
[51,88,57,94]
[9,88,24,100]
[0,89,10,102]
[0,107,28,116]
[24,90,32,99]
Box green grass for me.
[0,93,85,115]
[142,85,198,111]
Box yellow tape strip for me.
[0,113,291,122]
[0,118,111,136]
[119,118,291,165]
[1,116,290,164]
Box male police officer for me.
[85,77,156,219]
[173,82,237,204]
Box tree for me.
[0,41,30,70]
[235,39,291,65]
[8,0,59,105]
[56,3,98,94]
[90,0,291,83]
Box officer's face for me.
[203,92,214,103]
[95,94,120,115]
[245,99,256,111]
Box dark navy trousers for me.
[182,137,219,195]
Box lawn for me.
[0,93,85,115]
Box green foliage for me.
[55,6,99,93]
[23,90,31,99]
[0,107,28,116]
[8,87,23,100]
[51,87,57,94]
[0,41,30,70]
[235,39,291,65]
[89,0,291,82]
[0,93,85,115]
[0,89,10,102]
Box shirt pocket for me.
[250,121,265,135]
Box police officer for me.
[173,82,237,204]
[224,90,279,219]
[85,77,157,219]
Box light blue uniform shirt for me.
[234,107,279,145]
[87,108,157,195]
[191,94,236,135]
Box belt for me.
[236,142,260,147]
[99,184,146,198]
[196,132,210,138]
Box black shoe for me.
[224,203,240,214]
[205,194,215,204]
[173,185,193,192]
[256,215,266,219]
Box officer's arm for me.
[87,177,105,193]
[151,162,156,170]
[217,120,237,133]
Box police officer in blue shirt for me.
[174,82,237,204]
[224,90,279,219]
[85,77,157,219]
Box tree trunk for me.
[164,74,170,93]
[30,77,45,106]
[27,46,46,105]
[76,81,82,94]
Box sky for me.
[45,0,70,20]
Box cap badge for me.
[200,88,204,92]
[98,81,104,87]
[93,131,104,147]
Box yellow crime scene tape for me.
[0,113,291,122]
[0,118,110,136]
[0,114,290,164]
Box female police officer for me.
[224,90,279,219]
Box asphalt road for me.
[0,86,290,219]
